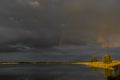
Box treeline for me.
[91,54,112,64]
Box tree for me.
[91,55,98,62]
[102,54,112,64]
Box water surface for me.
[0,64,105,80]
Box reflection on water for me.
[0,64,103,80]
[92,65,120,80]
[0,64,119,80]
[103,69,113,78]
[91,67,98,73]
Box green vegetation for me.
[91,56,98,62]
[90,54,112,64]
[102,54,112,64]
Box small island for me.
[72,54,120,70]
[0,54,119,71]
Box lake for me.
[0,64,106,80]
[0,45,119,80]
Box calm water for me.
[0,64,105,80]
[0,46,119,80]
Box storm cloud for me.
[0,0,120,47]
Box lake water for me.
[0,64,105,80]
[0,45,119,80]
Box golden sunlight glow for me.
[97,24,120,48]
[97,35,106,48]
[97,35,120,48]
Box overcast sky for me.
[0,0,120,47]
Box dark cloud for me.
[0,0,119,47]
